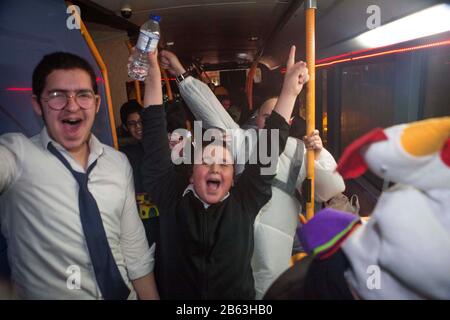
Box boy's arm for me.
[141,105,183,208]
[233,45,309,217]
[140,51,187,208]
[143,51,163,107]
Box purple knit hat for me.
[298,208,360,257]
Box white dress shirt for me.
[182,184,230,209]
[0,128,154,299]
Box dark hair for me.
[179,129,233,164]
[32,52,98,100]
[177,131,235,180]
[253,63,283,107]
[195,132,234,162]
[289,115,307,139]
[120,99,142,125]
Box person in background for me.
[214,85,241,123]
[265,117,450,300]
[119,100,160,250]
[119,100,143,187]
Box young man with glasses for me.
[119,100,144,190]
[0,52,158,299]
[120,100,143,143]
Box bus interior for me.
[0,0,449,299]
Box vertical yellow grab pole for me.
[305,0,317,220]
[78,17,119,149]
[125,41,143,106]
[246,60,259,110]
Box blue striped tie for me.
[48,143,130,300]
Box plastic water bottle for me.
[128,14,161,81]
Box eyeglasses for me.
[42,90,98,110]
[126,120,143,128]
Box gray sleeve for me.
[296,145,346,202]
[313,148,346,202]
[179,76,240,130]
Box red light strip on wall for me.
[6,87,32,91]
[7,79,105,91]
[316,39,450,68]
[316,46,382,64]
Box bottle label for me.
[136,30,160,53]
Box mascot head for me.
[336,117,450,190]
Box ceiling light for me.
[356,4,450,48]
[237,53,250,59]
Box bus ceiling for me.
[73,0,446,71]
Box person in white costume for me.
[339,117,450,299]
[264,117,450,300]
[160,50,346,299]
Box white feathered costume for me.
[337,117,450,299]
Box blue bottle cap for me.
[149,14,161,22]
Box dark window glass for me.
[340,61,396,150]
[340,61,396,189]
[423,46,450,118]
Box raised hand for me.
[125,47,162,107]
[273,45,309,124]
[281,45,309,98]
[160,50,186,76]
[127,47,160,81]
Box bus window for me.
[422,45,450,118]
[340,60,396,152]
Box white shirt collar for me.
[40,127,104,172]
[182,184,230,209]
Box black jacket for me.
[120,142,160,248]
[141,105,289,299]
[120,142,144,193]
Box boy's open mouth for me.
[206,178,221,192]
